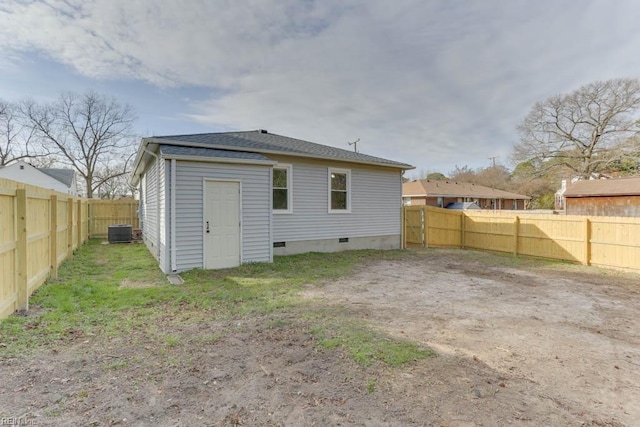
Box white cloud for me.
[2,0,640,173]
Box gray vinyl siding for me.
[272,158,402,242]
[174,160,272,271]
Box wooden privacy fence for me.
[88,199,139,238]
[404,205,640,272]
[0,178,139,319]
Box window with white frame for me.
[272,164,292,213]
[328,168,350,212]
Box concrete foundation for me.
[273,234,401,256]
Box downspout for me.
[144,149,161,259]
[170,159,177,271]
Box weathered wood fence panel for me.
[0,178,139,320]
[404,206,640,272]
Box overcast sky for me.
[1,0,640,176]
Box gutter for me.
[143,149,162,261]
[170,159,176,272]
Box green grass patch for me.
[0,241,412,357]
[196,332,223,345]
[310,314,434,367]
[366,377,377,393]
[164,335,180,348]
[102,360,129,371]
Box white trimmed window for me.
[328,168,351,213]
[272,164,292,213]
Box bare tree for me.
[22,91,136,198]
[515,78,640,178]
[426,172,447,181]
[26,156,60,169]
[448,165,476,183]
[449,164,513,191]
[95,163,136,199]
[0,100,42,166]
[511,160,558,209]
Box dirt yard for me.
[2,248,639,426]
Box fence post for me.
[67,198,74,259]
[76,199,82,249]
[460,213,466,249]
[87,201,92,239]
[422,207,428,248]
[50,194,58,278]
[583,218,591,266]
[83,201,88,242]
[400,206,405,249]
[513,215,520,255]
[16,188,28,311]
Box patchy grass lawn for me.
[2,244,637,425]
[0,240,431,367]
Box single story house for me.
[564,176,640,217]
[0,160,77,195]
[129,130,413,273]
[403,179,530,210]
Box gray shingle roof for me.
[564,176,640,197]
[40,168,75,187]
[150,130,412,169]
[403,180,531,200]
[159,145,272,162]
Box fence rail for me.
[0,178,139,319]
[404,206,640,272]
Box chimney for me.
[259,129,268,134]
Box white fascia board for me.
[128,139,149,186]
[129,141,158,187]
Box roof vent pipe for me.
[259,129,268,134]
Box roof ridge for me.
[238,130,396,161]
[152,130,258,138]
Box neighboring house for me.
[0,160,77,195]
[555,175,597,211]
[129,130,413,273]
[555,178,571,211]
[564,176,640,217]
[403,179,530,210]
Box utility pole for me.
[488,156,498,167]
[348,138,360,153]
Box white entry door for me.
[204,181,241,269]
